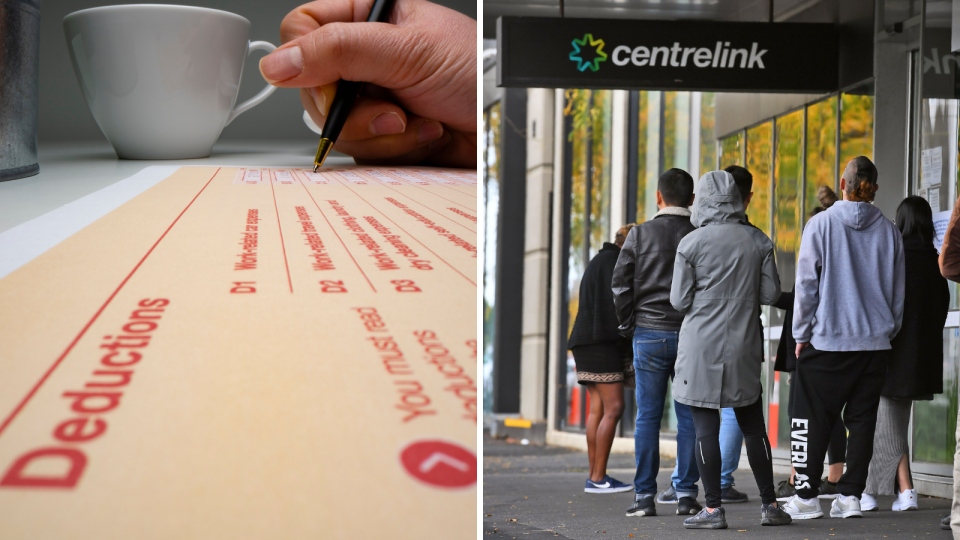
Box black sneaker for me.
[761,503,793,526]
[656,484,678,504]
[721,485,749,503]
[942,515,951,530]
[683,507,727,529]
[817,478,839,499]
[677,496,703,516]
[625,496,656,517]
[775,479,796,501]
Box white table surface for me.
[0,140,353,234]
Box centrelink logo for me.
[569,36,768,72]
[569,34,607,72]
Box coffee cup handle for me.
[225,41,279,126]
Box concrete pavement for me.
[483,436,952,539]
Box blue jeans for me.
[632,327,699,499]
[671,407,744,490]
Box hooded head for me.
[691,170,747,228]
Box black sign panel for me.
[497,17,839,93]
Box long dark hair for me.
[895,196,935,247]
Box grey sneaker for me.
[625,496,656,517]
[829,495,862,518]
[656,484,678,504]
[781,495,824,519]
[721,485,749,503]
[818,478,839,499]
[761,503,793,526]
[775,479,796,501]
[677,496,702,516]
[683,507,727,529]
[941,515,951,530]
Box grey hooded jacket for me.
[792,200,905,351]
[670,171,781,409]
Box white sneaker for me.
[830,495,863,518]
[891,489,918,511]
[782,495,824,519]
[860,493,878,511]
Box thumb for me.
[259,21,425,90]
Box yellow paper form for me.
[0,166,477,539]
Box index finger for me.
[280,0,373,43]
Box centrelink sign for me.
[497,17,839,93]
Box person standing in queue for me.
[938,193,960,532]
[859,196,949,513]
[567,224,636,494]
[783,156,905,520]
[670,170,791,529]
[774,187,849,503]
[611,169,700,517]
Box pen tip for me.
[313,164,319,173]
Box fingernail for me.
[309,87,328,116]
[417,121,444,144]
[259,46,303,83]
[370,112,405,135]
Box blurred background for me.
[37,0,476,143]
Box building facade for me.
[484,0,960,497]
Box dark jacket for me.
[773,291,796,372]
[568,243,630,348]
[884,237,950,400]
[612,209,696,333]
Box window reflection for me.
[913,328,959,464]
[636,91,661,222]
[700,93,717,175]
[839,82,875,167]
[720,132,743,168]
[482,104,500,415]
[746,122,773,236]
[564,89,614,430]
[805,97,838,224]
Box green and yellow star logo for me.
[569,34,607,72]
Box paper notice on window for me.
[934,209,952,253]
[0,166,477,539]
[929,185,941,212]
[921,146,943,187]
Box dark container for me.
[0,0,40,181]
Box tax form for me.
[0,166,477,539]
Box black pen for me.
[313,0,396,171]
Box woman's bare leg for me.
[897,454,913,491]
[585,383,603,480]
[590,382,625,483]
[827,463,844,483]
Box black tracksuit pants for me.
[691,398,776,508]
[790,345,887,499]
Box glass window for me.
[664,92,690,172]
[636,91,661,223]
[805,97,838,224]
[839,82,875,167]
[481,103,500,415]
[700,93,717,176]
[771,110,803,449]
[563,89,614,430]
[745,122,773,236]
[720,132,744,168]
[913,328,959,464]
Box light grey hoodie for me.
[670,171,780,409]
[793,200,905,351]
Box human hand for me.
[795,342,808,358]
[259,0,476,168]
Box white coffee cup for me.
[64,5,277,159]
